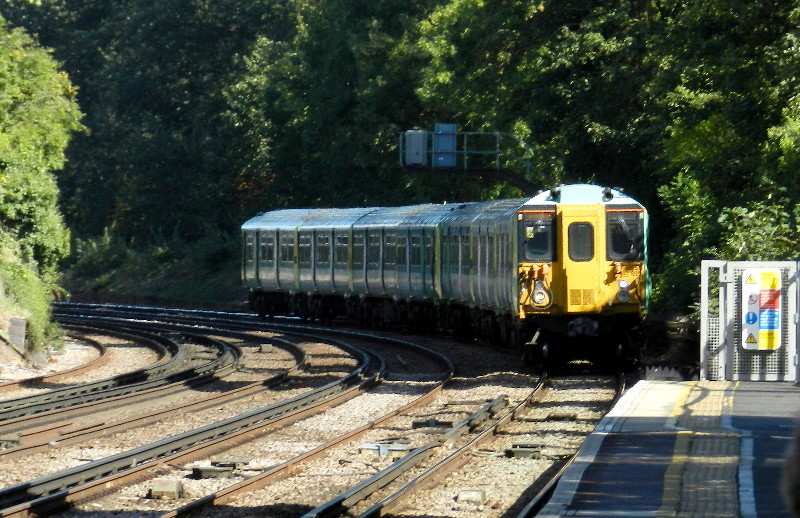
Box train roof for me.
[241,185,646,232]
[353,203,453,228]
[241,208,320,231]
[524,184,644,207]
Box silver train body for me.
[242,184,649,355]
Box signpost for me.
[741,268,782,350]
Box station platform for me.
[538,380,800,517]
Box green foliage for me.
[653,171,720,311]
[9,1,800,314]
[0,16,83,351]
[0,228,61,352]
[68,227,241,303]
[0,16,83,280]
[718,199,797,260]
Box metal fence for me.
[701,260,798,381]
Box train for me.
[242,184,648,363]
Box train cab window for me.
[568,222,594,262]
[606,211,644,261]
[316,233,330,266]
[519,214,555,262]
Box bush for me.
[0,230,61,352]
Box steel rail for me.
[304,395,510,518]
[341,374,548,518]
[58,304,456,378]
[0,323,240,423]
[0,325,177,418]
[161,341,455,517]
[0,333,303,458]
[0,332,381,517]
[513,370,628,518]
[0,326,243,440]
[0,333,108,394]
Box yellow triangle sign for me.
[745,275,756,284]
[746,334,757,344]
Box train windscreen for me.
[606,209,645,261]
[519,211,555,262]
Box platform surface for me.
[538,380,800,517]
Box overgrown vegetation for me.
[67,229,243,306]
[3,1,800,316]
[0,16,83,351]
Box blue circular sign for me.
[745,312,758,325]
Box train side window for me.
[519,215,555,262]
[410,235,422,266]
[279,233,294,264]
[384,234,395,266]
[461,232,471,269]
[425,234,434,267]
[259,234,274,266]
[334,234,349,266]
[396,235,407,266]
[316,233,331,266]
[568,222,594,262]
[245,232,255,265]
[367,231,381,267]
[352,233,364,270]
[607,212,644,261]
[449,234,459,266]
[298,233,312,266]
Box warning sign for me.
[741,268,782,350]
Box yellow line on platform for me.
[657,381,697,517]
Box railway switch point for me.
[359,441,412,458]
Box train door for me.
[276,230,296,292]
[333,231,349,293]
[352,230,366,293]
[257,231,276,290]
[409,230,422,297]
[441,228,455,299]
[365,229,382,295]
[243,230,257,287]
[558,205,605,314]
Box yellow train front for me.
[516,184,648,363]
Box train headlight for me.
[617,279,631,303]
[532,280,551,307]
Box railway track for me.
[0,304,632,516]
[0,305,453,516]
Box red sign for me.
[760,289,781,310]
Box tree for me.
[0,15,84,350]
[0,15,83,280]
